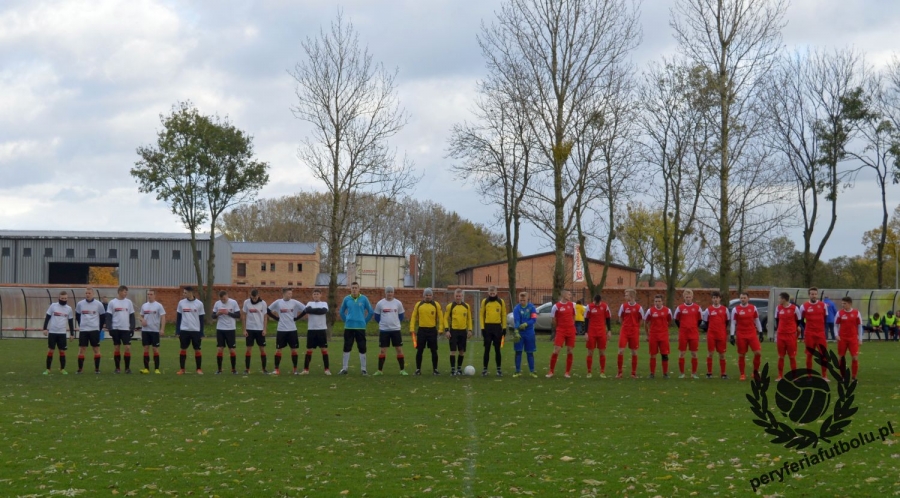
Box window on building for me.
[1,247,9,257]
[130,249,138,259]
[23,248,31,257]
[237,263,246,277]
[288,281,293,286]
[270,263,275,272]
[289,262,294,272]
[261,262,267,272]
[486,274,492,283]
[109,248,117,258]
[44,247,53,257]
[261,281,266,286]
[65,248,74,258]
[617,277,623,285]
[297,263,303,272]
[87,248,96,258]
[196,250,201,260]
[172,250,181,260]
[151,249,159,260]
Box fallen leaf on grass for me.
[559,456,574,462]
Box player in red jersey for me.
[585,294,612,378]
[547,290,577,378]
[616,289,644,378]
[773,292,801,381]
[730,292,762,381]
[644,295,672,378]
[702,291,730,379]
[800,287,829,380]
[835,296,862,380]
[674,289,702,379]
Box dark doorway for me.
[48,263,118,285]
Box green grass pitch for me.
[1,334,898,497]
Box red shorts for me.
[804,334,827,355]
[678,331,699,352]
[618,330,639,350]
[736,335,761,355]
[838,337,859,357]
[777,335,797,357]
[707,333,727,354]
[648,335,670,356]
[586,333,607,350]
[554,331,576,348]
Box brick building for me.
[231,242,319,287]
[455,251,641,290]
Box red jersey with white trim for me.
[775,304,801,336]
[644,306,671,336]
[702,305,729,337]
[674,303,702,335]
[551,301,576,334]
[836,309,861,340]
[731,304,760,337]
[618,302,644,333]
[800,300,827,336]
[586,302,611,335]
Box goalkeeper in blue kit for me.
[512,292,538,377]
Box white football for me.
[463,365,476,376]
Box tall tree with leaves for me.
[672,0,787,295]
[133,101,269,309]
[290,12,418,320]
[480,0,640,301]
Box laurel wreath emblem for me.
[747,347,858,450]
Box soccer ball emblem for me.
[775,369,832,424]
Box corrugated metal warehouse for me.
[0,230,232,287]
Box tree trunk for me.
[327,190,341,333]
[189,228,205,303]
[205,221,217,316]
[877,182,888,288]
[718,82,731,299]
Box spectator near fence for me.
[884,311,899,341]
[864,312,884,340]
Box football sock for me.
[565,353,573,374]
[650,357,657,376]
[260,351,267,370]
[217,352,223,371]
[124,351,130,370]
[431,349,438,370]
[707,357,713,375]
[678,357,685,374]
[586,354,593,373]
[752,354,761,373]
[416,349,424,370]
[359,353,367,372]
[778,357,784,377]
[456,354,463,371]
[245,351,252,370]
[321,350,329,370]
[114,352,121,370]
[78,354,85,371]
[739,356,746,376]
[494,343,502,368]
[450,355,457,372]
[661,358,668,375]
[397,354,405,370]
[851,359,858,378]
[719,358,727,376]
[789,355,797,371]
[275,350,282,369]
[153,353,160,370]
[179,350,187,369]
[691,357,697,374]
[483,345,490,369]
[515,351,522,371]
[342,352,350,370]
[378,354,386,371]
[59,351,66,370]
[291,350,298,368]
[230,350,236,370]
[194,350,202,370]
[631,355,638,375]
[806,352,813,372]
[617,353,623,374]
[144,353,150,370]
[599,354,606,373]
[46,351,53,370]
[549,352,559,373]
[527,352,535,372]
[305,350,313,370]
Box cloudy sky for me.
[1,0,899,263]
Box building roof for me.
[454,250,643,274]
[0,230,221,241]
[231,242,318,255]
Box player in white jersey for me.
[175,286,206,375]
[267,288,306,375]
[75,287,106,374]
[242,288,269,374]
[373,286,408,375]
[139,289,166,374]
[212,290,241,375]
[300,288,331,375]
[43,291,75,374]
[106,285,136,373]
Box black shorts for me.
[379,330,403,348]
[78,330,101,348]
[245,330,266,347]
[416,328,438,351]
[343,329,367,353]
[216,330,237,349]
[307,329,328,349]
[142,332,161,348]
[179,331,203,350]
[47,334,68,350]
[276,331,300,350]
[111,329,133,346]
[483,323,503,346]
[448,330,468,352]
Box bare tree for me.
[672,0,787,295]
[480,0,641,301]
[290,12,418,319]
[639,59,714,307]
[448,77,535,300]
[765,48,870,286]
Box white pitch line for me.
[464,383,478,497]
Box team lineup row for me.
[39,284,862,381]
